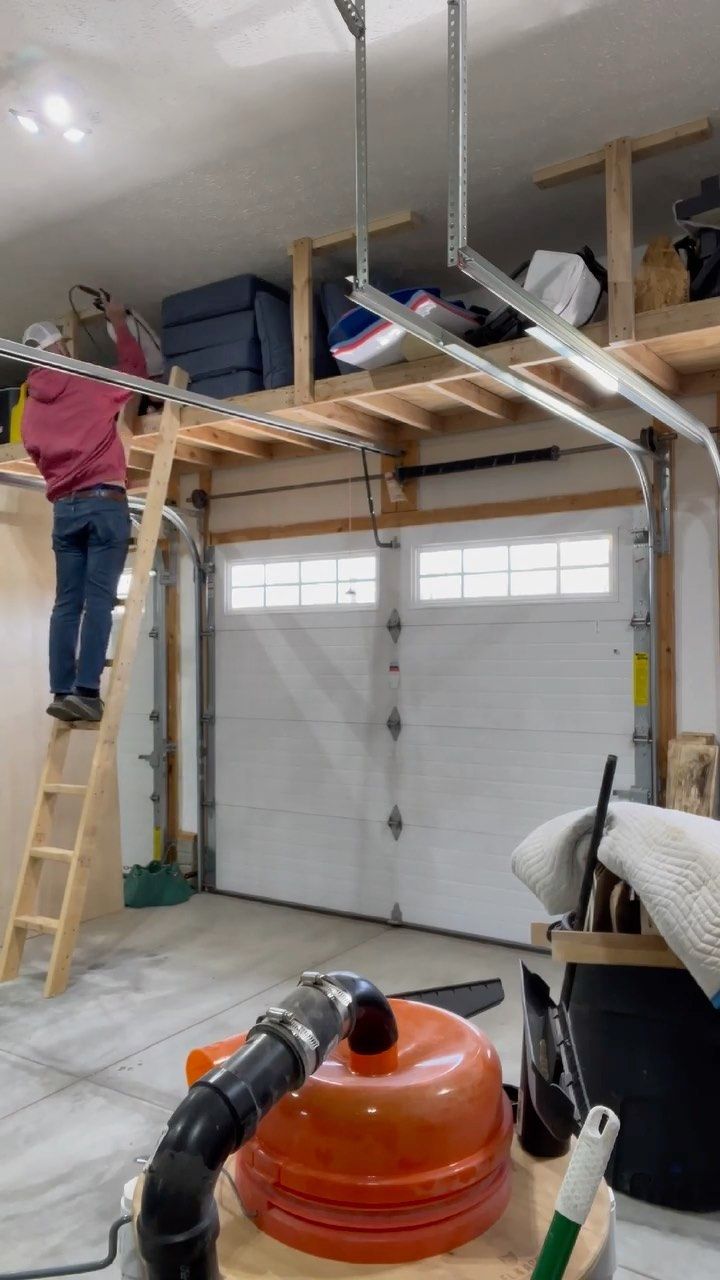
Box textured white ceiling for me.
[2,0,720,338]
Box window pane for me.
[232,562,265,587]
[340,580,376,604]
[560,537,611,568]
[232,586,264,609]
[419,548,462,576]
[510,569,558,597]
[464,573,508,599]
[265,561,299,585]
[301,582,337,606]
[463,545,508,573]
[510,542,557,571]
[266,584,300,608]
[419,575,462,601]
[301,558,337,583]
[561,566,610,595]
[338,555,376,581]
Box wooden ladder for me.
[0,370,185,997]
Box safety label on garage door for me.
[633,652,650,707]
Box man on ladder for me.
[21,300,147,723]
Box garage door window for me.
[416,534,612,603]
[227,553,377,611]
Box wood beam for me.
[291,236,314,404]
[174,412,323,452]
[132,436,220,469]
[181,426,273,460]
[291,401,393,445]
[533,117,712,189]
[292,210,418,255]
[612,343,680,394]
[348,393,441,433]
[515,363,602,409]
[210,486,643,545]
[433,379,519,420]
[605,136,635,343]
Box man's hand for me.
[105,298,128,329]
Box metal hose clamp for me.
[249,1007,321,1082]
[299,971,354,1036]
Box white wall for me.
[201,396,720,746]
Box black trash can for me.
[568,963,720,1211]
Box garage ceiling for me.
[2,0,720,338]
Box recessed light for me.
[43,94,72,126]
[10,109,40,134]
[63,127,87,144]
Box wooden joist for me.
[348,393,442,433]
[533,116,712,189]
[432,378,519,420]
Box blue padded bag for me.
[167,340,262,381]
[191,371,263,397]
[162,311,258,358]
[255,292,293,390]
[162,274,287,328]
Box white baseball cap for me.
[22,321,63,350]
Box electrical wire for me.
[0,1214,130,1280]
[67,285,104,355]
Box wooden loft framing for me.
[1,115,719,487]
[4,294,720,489]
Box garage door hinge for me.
[387,805,403,840]
[614,785,651,803]
[632,730,652,745]
[633,528,649,546]
[386,609,402,643]
[386,707,402,741]
[630,612,650,628]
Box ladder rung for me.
[15,915,60,933]
[69,721,100,732]
[29,846,75,862]
[43,783,87,796]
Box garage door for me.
[213,507,637,943]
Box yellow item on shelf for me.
[9,382,27,443]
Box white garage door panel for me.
[215,719,395,822]
[216,806,394,916]
[213,512,638,942]
[216,630,391,724]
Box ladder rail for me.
[0,367,185,997]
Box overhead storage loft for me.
[2,293,720,488]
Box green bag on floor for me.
[123,861,195,908]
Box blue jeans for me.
[50,489,131,695]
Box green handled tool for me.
[531,1105,620,1280]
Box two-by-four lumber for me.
[432,378,519,420]
[291,237,315,405]
[533,117,712,189]
[0,724,72,982]
[605,137,635,344]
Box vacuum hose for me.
[137,970,397,1280]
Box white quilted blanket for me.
[512,801,720,1006]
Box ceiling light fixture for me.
[526,327,620,395]
[63,126,87,144]
[43,94,72,126]
[10,109,40,134]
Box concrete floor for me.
[0,894,717,1279]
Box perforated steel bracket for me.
[333,0,364,38]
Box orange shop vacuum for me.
[136,970,513,1280]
